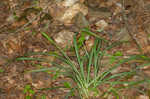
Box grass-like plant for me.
[16,29,150,99]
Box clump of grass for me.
[16,29,150,99]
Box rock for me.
[53,30,74,48]
[49,0,88,25]
[59,3,88,24]
[95,19,108,30]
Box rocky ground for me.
[0,0,150,99]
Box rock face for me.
[49,0,88,25]
[53,30,74,48]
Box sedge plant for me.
[16,29,150,99]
